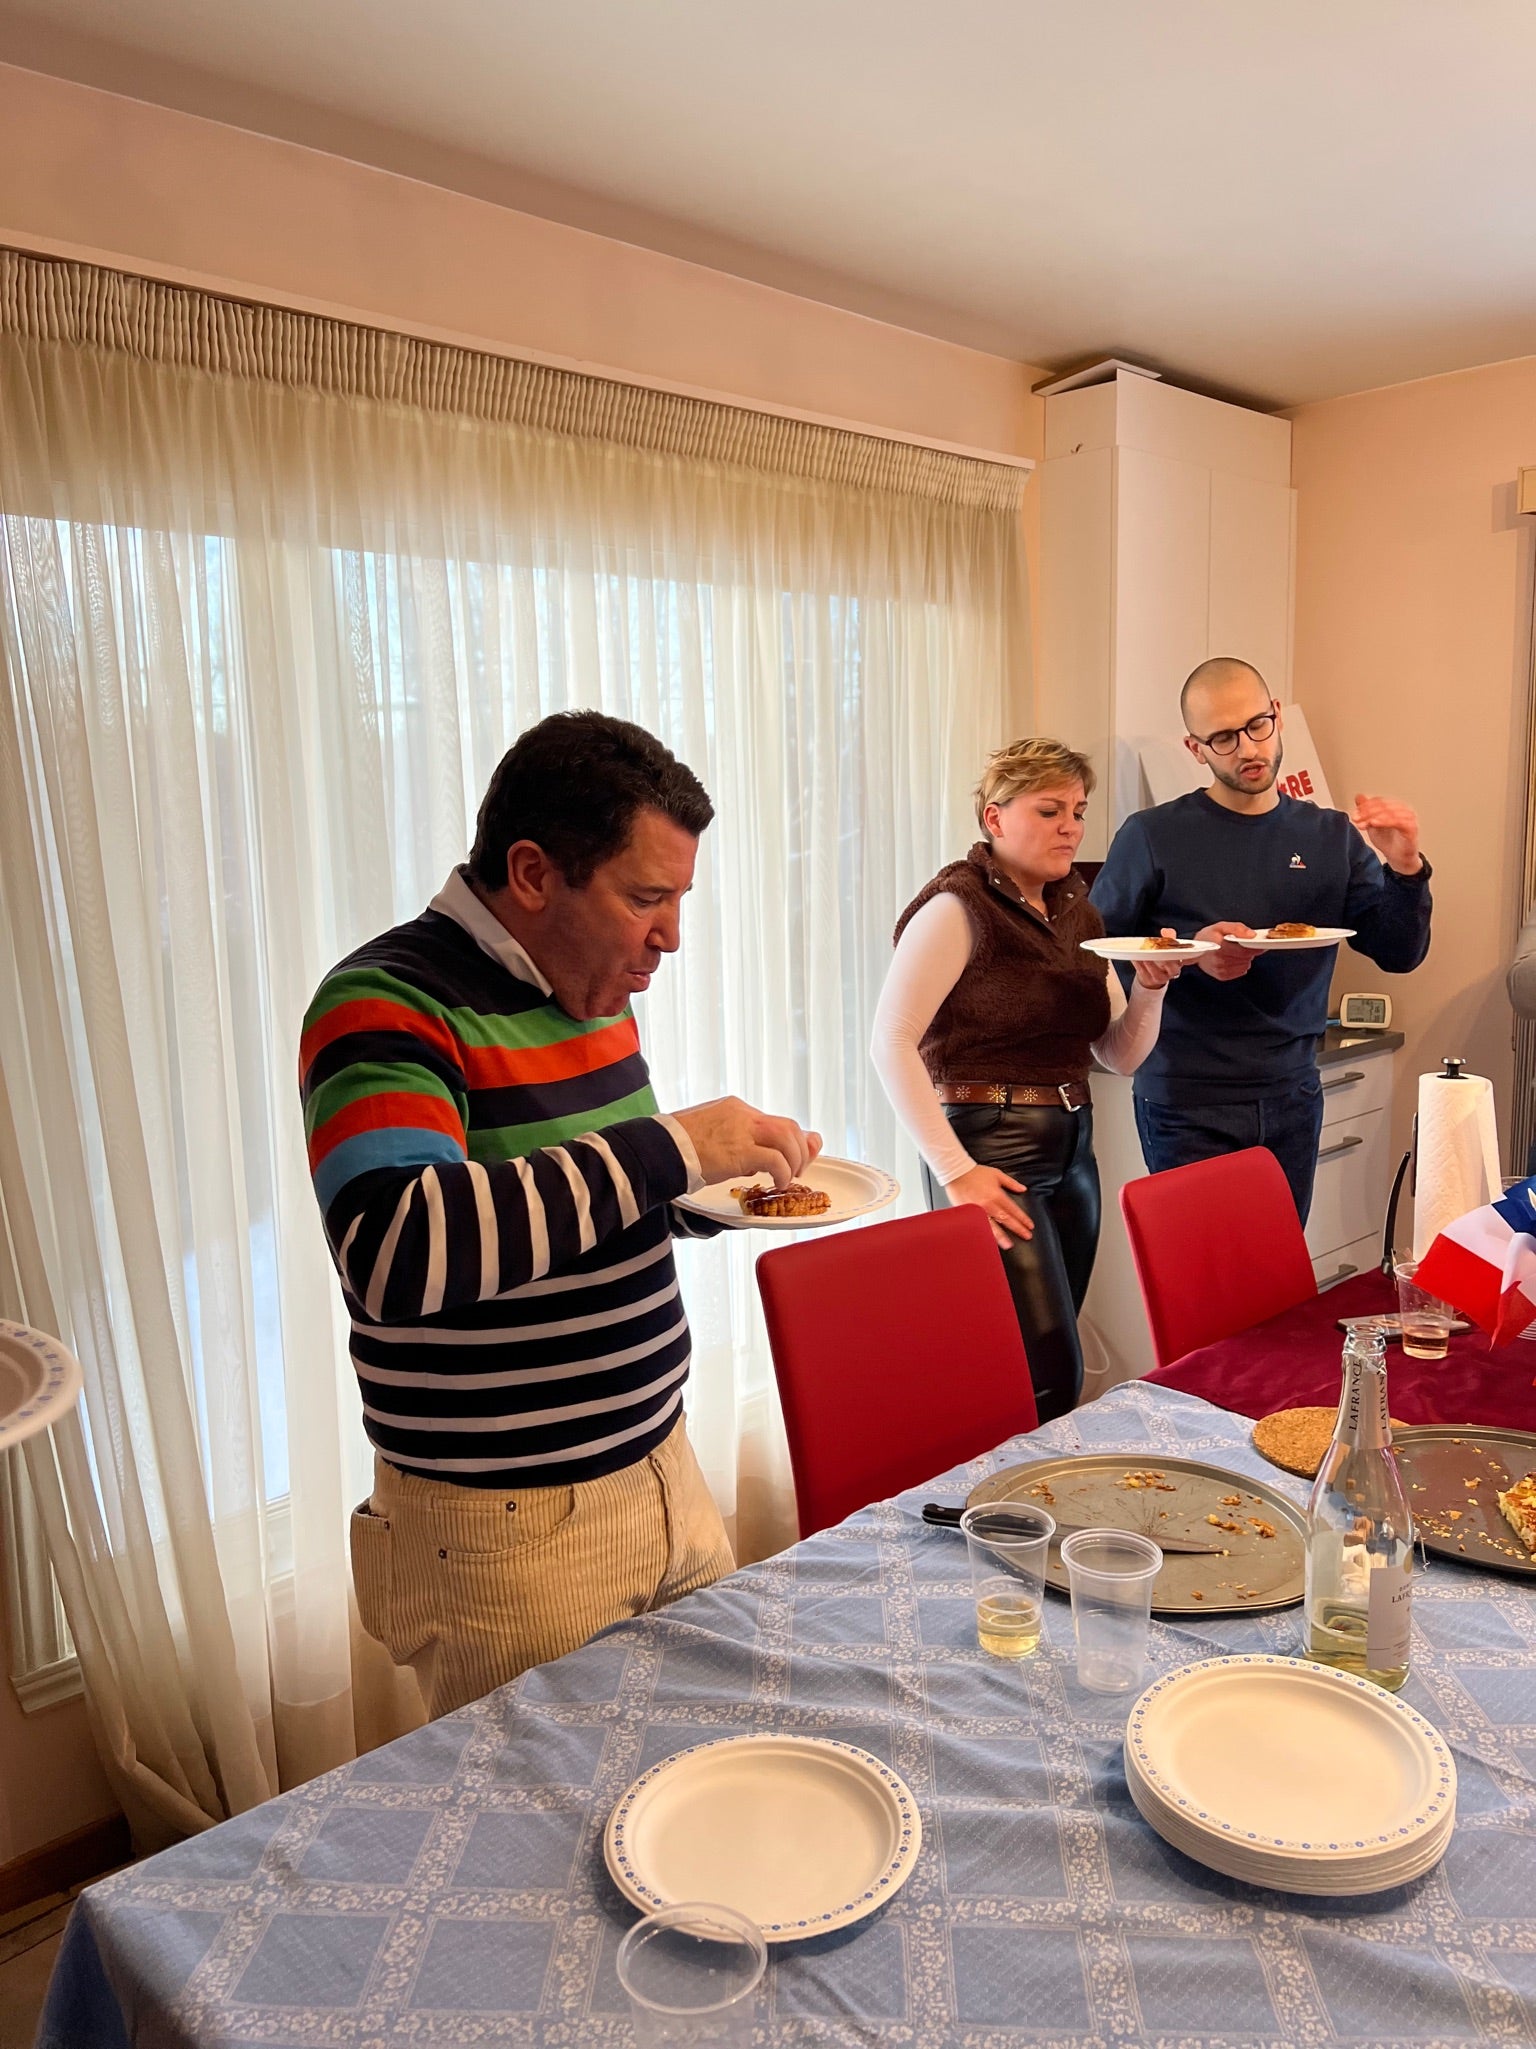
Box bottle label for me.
[1338,1348,1392,1451]
[1366,1558,1413,1670]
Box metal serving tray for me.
[1393,1425,1536,1580]
[964,1453,1306,1616]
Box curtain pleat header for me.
[0,247,1030,514]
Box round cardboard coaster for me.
[1252,1405,1404,1479]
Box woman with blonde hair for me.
[871,738,1181,1420]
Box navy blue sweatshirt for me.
[1089,791,1432,1104]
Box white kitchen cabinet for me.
[1041,371,1298,1390]
[1109,447,1213,829]
[1306,1040,1401,1289]
[1318,1054,1394,1129]
[1306,1107,1393,1269]
[1208,468,1296,695]
[1038,370,1295,858]
[1312,1232,1380,1293]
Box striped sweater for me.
[300,870,710,1487]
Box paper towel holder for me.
[1383,1056,1477,1269]
[1382,1148,1412,1273]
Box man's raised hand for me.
[1351,795,1423,876]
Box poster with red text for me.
[1137,702,1335,812]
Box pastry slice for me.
[732,1181,831,1219]
[1497,1471,1536,1553]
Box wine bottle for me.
[1303,1326,1414,1691]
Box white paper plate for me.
[1080,937,1217,962]
[604,1734,921,1939]
[0,1321,83,1451]
[675,1156,899,1231]
[1124,1656,1454,1887]
[1232,927,1355,950]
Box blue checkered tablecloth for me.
[37,1383,1536,2047]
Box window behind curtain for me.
[0,253,1026,1777]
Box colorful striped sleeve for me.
[300,966,692,1323]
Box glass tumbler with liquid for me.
[1304,1326,1414,1691]
[959,1504,1054,1659]
[1392,1259,1453,1360]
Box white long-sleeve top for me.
[870,891,1167,1188]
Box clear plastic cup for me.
[1393,1259,1454,1359]
[1060,1528,1162,1694]
[959,1502,1056,1660]
[616,1903,765,2046]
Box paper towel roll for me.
[1412,1070,1502,1257]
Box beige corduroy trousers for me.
[349,1417,736,1718]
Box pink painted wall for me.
[1289,357,1536,1162]
[0,63,1042,465]
[0,1582,115,1871]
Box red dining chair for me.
[1120,1147,1317,1370]
[755,1205,1038,1538]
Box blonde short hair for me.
[974,737,1096,834]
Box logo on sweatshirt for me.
[1289,854,1306,869]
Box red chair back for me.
[1120,1147,1317,1369]
[755,1206,1038,1538]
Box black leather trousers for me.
[921,1102,1100,1425]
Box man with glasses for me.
[1089,657,1431,1221]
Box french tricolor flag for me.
[1414,1174,1536,1346]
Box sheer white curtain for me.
[0,252,1024,1840]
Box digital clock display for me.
[1341,993,1390,1027]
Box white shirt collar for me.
[429,868,554,997]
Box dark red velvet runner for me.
[1143,1269,1536,1428]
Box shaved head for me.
[1180,657,1269,729]
[1179,657,1283,807]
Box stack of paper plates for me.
[1124,1655,1456,1895]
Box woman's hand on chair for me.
[1131,930,1185,990]
[942,1165,1033,1248]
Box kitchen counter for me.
[1317,1023,1404,1065]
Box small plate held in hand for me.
[0,1321,83,1451]
[675,1157,899,1231]
[1232,927,1355,950]
[1080,937,1217,963]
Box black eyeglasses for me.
[1190,708,1278,755]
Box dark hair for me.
[468,711,713,890]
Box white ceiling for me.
[4,0,1536,406]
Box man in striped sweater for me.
[302,712,818,1716]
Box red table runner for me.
[1143,1269,1536,1429]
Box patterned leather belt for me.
[935,1080,1090,1111]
